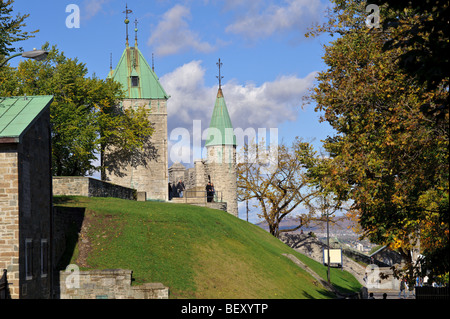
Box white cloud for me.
[161,60,215,129]
[83,0,109,20]
[161,60,317,134]
[148,5,216,56]
[225,0,325,41]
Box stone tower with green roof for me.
[204,60,238,217]
[106,11,169,201]
[170,60,238,217]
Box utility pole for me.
[327,209,331,284]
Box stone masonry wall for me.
[206,145,238,217]
[169,157,237,216]
[0,148,19,298]
[0,106,53,299]
[52,177,89,197]
[59,269,168,299]
[53,177,136,200]
[106,98,168,201]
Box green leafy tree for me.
[0,0,36,92]
[376,0,449,281]
[377,0,449,93]
[305,0,448,283]
[10,43,154,178]
[0,0,38,57]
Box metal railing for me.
[171,190,223,204]
[0,269,10,299]
[415,286,449,300]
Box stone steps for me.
[170,197,208,204]
[169,198,228,212]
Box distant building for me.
[0,95,54,298]
[370,246,404,267]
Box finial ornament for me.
[134,19,139,46]
[152,53,155,71]
[216,58,223,89]
[123,4,133,45]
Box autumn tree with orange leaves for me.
[305,0,448,285]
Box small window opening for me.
[131,76,139,87]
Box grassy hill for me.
[54,196,361,299]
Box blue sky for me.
[10,0,337,222]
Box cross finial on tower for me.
[134,18,139,46]
[216,58,224,89]
[123,4,133,46]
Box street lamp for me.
[0,48,48,68]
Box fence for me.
[415,286,449,300]
[173,190,223,203]
[0,270,10,299]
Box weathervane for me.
[123,4,133,45]
[216,58,224,89]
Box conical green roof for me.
[205,88,236,147]
[109,46,169,100]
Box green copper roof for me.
[109,46,169,100]
[205,88,236,147]
[0,95,53,143]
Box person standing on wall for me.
[206,182,213,202]
[177,180,185,198]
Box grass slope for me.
[54,196,361,299]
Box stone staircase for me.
[169,197,227,212]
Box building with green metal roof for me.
[107,12,169,101]
[205,87,237,147]
[0,94,54,298]
[0,95,53,143]
[203,60,238,217]
[108,45,169,100]
[105,12,170,201]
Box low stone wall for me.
[59,269,169,299]
[53,177,137,200]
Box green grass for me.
[54,196,361,299]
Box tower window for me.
[131,76,139,87]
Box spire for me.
[110,4,169,100]
[152,53,155,72]
[134,18,138,47]
[107,53,114,79]
[123,4,133,46]
[216,58,224,93]
[206,59,236,147]
[110,46,169,99]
